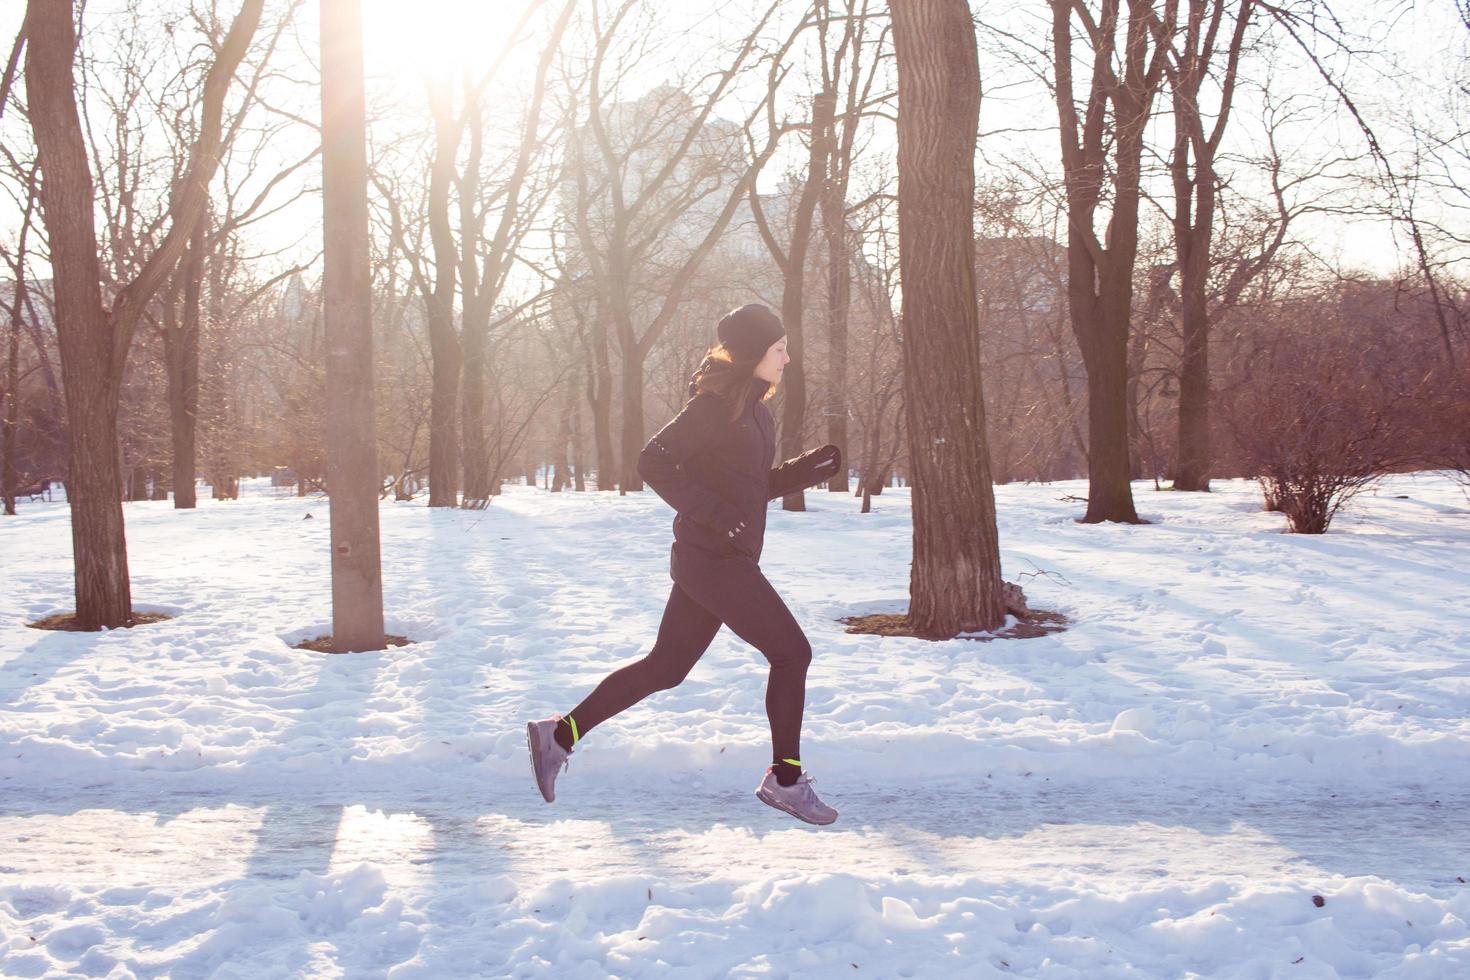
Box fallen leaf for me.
[1311,895,1325,908]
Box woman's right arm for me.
[637,393,743,530]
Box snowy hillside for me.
[2,475,1468,977]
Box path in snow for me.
[2,474,1468,976]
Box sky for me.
[1,0,1465,291]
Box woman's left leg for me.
[675,561,812,784]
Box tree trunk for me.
[1171,0,1251,491]
[426,79,461,508]
[3,168,36,519]
[1050,0,1164,523]
[3,271,21,517]
[821,109,851,494]
[428,339,461,506]
[460,327,488,501]
[320,0,385,651]
[25,2,132,628]
[1170,104,1216,493]
[25,0,262,627]
[891,0,1007,637]
[129,463,149,501]
[168,215,206,509]
[770,89,833,513]
[571,398,586,491]
[778,284,809,513]
[1173,263,1211,490]
[1126,301,1149,481]
[212,472,239,500]
[618,345,644,494]
[590,309,616,491]
[1068,271,1145,526]
[203,233,239,501]
[552,391,572,492]
[1074,278,1142,523]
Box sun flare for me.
[362,0,544,89]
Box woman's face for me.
[753,337,790,384]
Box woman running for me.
[526,303,843,825]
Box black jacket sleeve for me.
[767,445,838,501]
[637,392,734,526]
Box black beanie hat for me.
[716,303,784,362]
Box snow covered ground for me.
[2,473,1468,978]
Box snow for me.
[2,473,1468,977]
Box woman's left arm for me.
[767,444,843,501]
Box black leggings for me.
[566,563,812,764]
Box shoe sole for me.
[755,786,838,826]
[527,722,554,803]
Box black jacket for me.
[638,377,823,565]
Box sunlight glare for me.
[363,0,542,88]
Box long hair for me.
[689,343,776,423]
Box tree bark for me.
[461,327,487,501]
[1169,0,1252,491]
[320,0,385,650]
[3,300,19,517]
[1050,0,1173,523]
[749,89,832,513]
[589,306,617,490]
[456,79,490,504]
[552,389,573,492]
[168,215,206,509]
[617,330,644,495]
[204,236,239,501]
[426,82,462,507]
[24,0,262,627]
[891,0,1007,637]
[571,396,586,491]
[457,4,572,501]
[26,2,133,627]
[821,107,852,494]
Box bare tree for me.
[748,0,889,510]
[971,182,1089,483]
[319,0,384,650]
[363,2,574,507]
[747,81,831,514]
[819,0,888,496]
[457,0,576,504]
[569,0,799,493]
[154,1,314,508]
[1049,0,1176,523]
[891,0,1007,636]
[0,162,38,517]
[23,0,263,628]
[424,76,462,507]
[847,193,905,513]
[1161,0,1254,491]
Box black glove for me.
[791,444,842,488]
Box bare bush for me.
[1225,314,1413,533]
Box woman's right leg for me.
[558,581,722,748]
